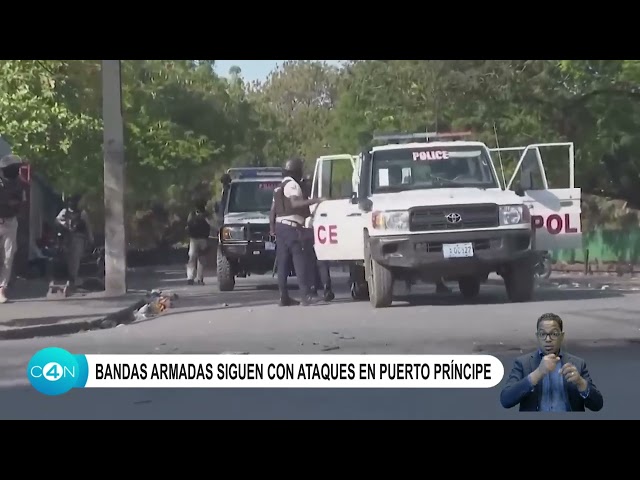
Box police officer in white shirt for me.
[272,158,325,306]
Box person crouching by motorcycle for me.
[55,194,94,287]
[0,155,26,304]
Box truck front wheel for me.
[504,258,535,302]
[216,246,235,291]
[366,250,394,308]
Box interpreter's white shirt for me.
[276,176,305,225]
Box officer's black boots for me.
[280,294,323,306]
[279,296,300,306]
[323,286,335,302]
[300,294,318,306]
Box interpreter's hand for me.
[537,354,561,376]
[561,362,586,390]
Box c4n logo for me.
[42,362,64,382]
[27,347,87,396]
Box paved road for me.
[1,271,639,419]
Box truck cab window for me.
[371,146,498,193]
[227,181,278,213]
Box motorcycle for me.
[534,251,553,280]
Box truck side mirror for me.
[358,198,373,212]
[512,183,525,197]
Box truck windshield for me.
[227,181,280,213]
[371,145,498,194]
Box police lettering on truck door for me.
[505,143,582,251]
[311,154,365,262]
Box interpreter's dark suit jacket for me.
[499,350,604,412]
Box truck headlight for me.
[221,226,245,240]
[372,210,410,230]
[499,205,529,226]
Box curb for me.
[0,297,149,341]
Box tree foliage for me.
[1,59,639,248]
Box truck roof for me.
[372,141,488,152]
[230,177,283,184]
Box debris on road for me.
[133,290,178,322]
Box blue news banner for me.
[26,347,504,396]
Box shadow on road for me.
[1,314,103,328]
[393,287,627,307]
[123,273,634,328]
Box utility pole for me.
[102,60,127,296]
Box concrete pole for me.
[102,60,127,296]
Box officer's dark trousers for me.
[302,228,331,291]
[275,222,310,298]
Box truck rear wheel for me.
[367,254,394,308]
[458,276,481,299]
[504,258,535,302]
[216,246,235,291]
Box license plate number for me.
[264,241,275,251]
[442,243,474,258]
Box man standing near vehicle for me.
[272,158,324,306]
[186,198,211,286]
[55,194,94,288]
[0,155,25,303]
[300,174,334,302]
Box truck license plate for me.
[264,241,275,251]
[442,243,474,258]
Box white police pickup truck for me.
[308,132,582,308]
[214,167,283,291]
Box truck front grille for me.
[409,204,499,232]
[246,224,271,242]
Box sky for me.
[214,60,343,83]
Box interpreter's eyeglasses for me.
[536,331,562,340]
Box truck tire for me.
[458,276,480,299]
[216,246,235,291]
[367,252,394,308]
[504,259,535,302]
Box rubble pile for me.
[133,289,179,321]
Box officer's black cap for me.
[284,157,304,173]
[66,194,82,206]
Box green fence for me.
[553,228,640,264]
